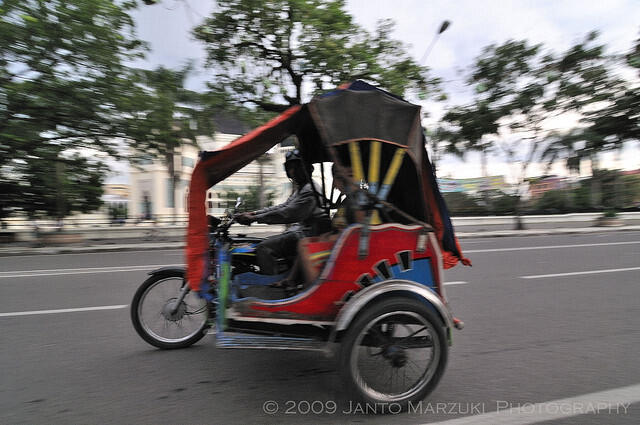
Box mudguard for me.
[147,266,186,277]
[330,279,453,343]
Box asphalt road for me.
[1,231,639,424]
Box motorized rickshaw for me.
[130,80,469,408]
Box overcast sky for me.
[120,0,640,183]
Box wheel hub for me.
[161,299,186,321]
[383,345,407,368]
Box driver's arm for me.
[253,184,316,224]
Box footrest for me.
[215,332,326,351]
[233,271,288,286]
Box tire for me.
[131,270,210,349]
[339,297,448,409]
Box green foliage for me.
[441,192,484,216]
[442,190,520,216]
[224,186,276,212]
[193,0,440,112]
[441,103,499,158]
[541,32,635,170]
[535,189,572,214]
[16,151,107,219]
[128,66,214,165]
[0,0,144,218]
[0,0,144,159]
[533,171,640,214]
[621,174,640,207]
[487,191,520,215]
[571,185,592,211]
[586,169,639,210]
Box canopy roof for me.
[186,81,469,293]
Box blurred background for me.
[1,0,638,236]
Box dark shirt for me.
[253,182,327,236]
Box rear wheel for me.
[131,270,209,349]
[339,297,448,409]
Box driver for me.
[235,149,330,274]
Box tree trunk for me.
[55,159,65,230]
[590,156,602,209]
[480,147,490,214]
[513,212,525,230]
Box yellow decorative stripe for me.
[368,141,381,186]
[348,141,365,181]
[370,210,382,225]
[383,148,406,186]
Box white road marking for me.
[0,305,128,317]
[464,240,640,253]
[423,383,640,425]
[521,266,640,279]
[0,264,184,279]
[444,281,468,285]
[0,249,181,259]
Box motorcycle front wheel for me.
[131,270,210,349]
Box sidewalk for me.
[1,224,639,257]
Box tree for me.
[0,0,145,219]
[441,40,547,226]
[193,0,440,112]
[127,65,215,220]
[540,32,635,208]
[587,32,639,147]
[19,151,107,219]
[541,31,629,168]
[441,33,631,226]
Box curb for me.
[456,225,640,239]
[0,242,185,257]
[1,226,639,257]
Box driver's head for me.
[284,149,312,185]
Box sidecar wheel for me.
[131,270,209,349]
[339,297,447,409]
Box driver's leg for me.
[255,232,299,274]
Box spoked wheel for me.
[339,297,448,409]
[131,270,210,349]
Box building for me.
[437,176,508,194]
[128,114,293,221]
[528,176,570,199]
